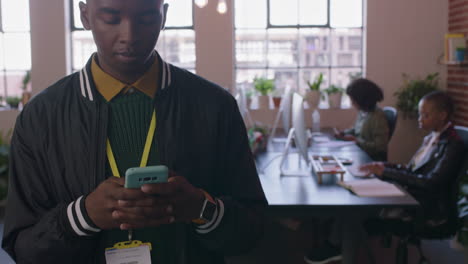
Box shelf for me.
[444,61,468,66]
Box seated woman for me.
[304,91,465,264]
[362,91,465,223]
[336,78,389,161]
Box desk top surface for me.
[256,140,419,216]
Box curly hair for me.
[346,78,384,112]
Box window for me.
[70,0,195,72]
[235,0,363,108]
[0,0,31,105]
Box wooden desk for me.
[256,142,419,264]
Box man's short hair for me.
[421,91,454,119]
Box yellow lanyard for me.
[106,110,157,177]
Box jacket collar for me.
[79,51,172,102]
[411,124,455,171]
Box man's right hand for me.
[85,177,146,230]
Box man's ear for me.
[79,1,91,30]
[439,110,449,123]
[161,3,169,30]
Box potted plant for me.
[6,96,21,109]
[253,77,275,109]
[394,72,439,119]
[247,124,269,156]
[21,70,31,106]
[0,130,11,203]
[306,73,324,110]
[272,89,283,109]
[324,85,344,109]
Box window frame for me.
[69,0,196,71]
[0,0,31,102]
[235,0,364,107]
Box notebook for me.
[338,178,406,197]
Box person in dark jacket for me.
[361,90,464,222]
[2,0,266,263]
[305,91,465,264]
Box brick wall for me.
[448,0,468,126]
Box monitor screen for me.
[292,93,309,163]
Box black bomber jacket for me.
[2,54,267,263]
[383,125,465,221]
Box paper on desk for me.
[338,178,405,197]
[314,140,355,148]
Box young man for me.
[2,0,266,263]
[305,91,465,264]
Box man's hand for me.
[114,175,205,230]
[85,177,147,230]
[360,162,385,178]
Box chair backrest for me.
[440,126,468,237]
[383,106,398,140]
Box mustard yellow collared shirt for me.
[91,55,160,102]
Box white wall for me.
[0,0,449,163]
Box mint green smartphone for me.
[124,165,168,188]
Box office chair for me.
[372,126,468,264]
[383,106,398,140]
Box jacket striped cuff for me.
[66,195,101,236]
[195,198,225,234]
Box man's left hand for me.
[114,175,205,230]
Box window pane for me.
[331,0,362,28]
[72,0,83,29]
[72,31,96,70]
[267,29,298,67]
[330,67,361,91]
[299,28,330,67]
[71,0,193,29]
[269,0,298,26]
[235,0,267,29]
[4,33,31,70]
[0,73,5,104]
[236,69,266,85]
[236,30,267,68]
[156,29,195,69]
[5,71,24,97]
[299,0,328,25]
[165,0,193,28]
[331,28,362,67]
[268,68,298,93]
[0,34,4,69]
[2,0,30,31]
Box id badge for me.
[105,240,152,264]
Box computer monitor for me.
[278,92,311,176]
[235,84,253,126]
[281,86,292,133]
[291,93,310,164]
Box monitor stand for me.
[279,128,311,177]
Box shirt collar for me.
[431,122,452,142]
[91,54,160,102]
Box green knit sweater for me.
[96,91,177,264]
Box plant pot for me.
[257,95,270,109]
[328,93,342,109]
[305,90,321,110]
[22,91,31,106]
[272,97,282,108]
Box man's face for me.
[80,0,167,77]
[417,99,447,131]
